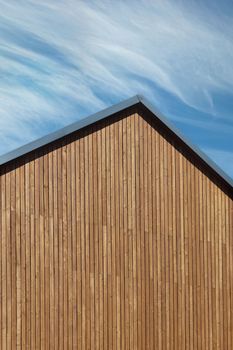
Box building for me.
[0,95,232,349]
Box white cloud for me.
[0,0,232,178]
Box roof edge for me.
[0,94,232,191]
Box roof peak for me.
[0,94,232,191]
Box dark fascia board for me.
[0,94,232,191]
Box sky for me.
[0,0,233,179]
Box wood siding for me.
[0,106,232,349]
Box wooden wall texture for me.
[0,106,232,349]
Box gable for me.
[0,96,233,200]
[0,95,232,197]
[0,105,232,348]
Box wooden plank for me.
[131,113,137,350]
[44,151,50,349]
[110,119,116,350]
[97,122,104,350]
[75,136,82,349]
[135,112,142,350]
[139,114,146,350]
[15,164,21,349]
[20,162,27,349]
[84,130,91,350]
[39,153,45,349]
[52,147,59,350]
[118,115,125,350]
[70,140,77,349]
[29,159,36,349]
[89,127,95,350]
[66,141,73,350]
[6,168,12,349]
[48,149,55,350]
[35,155,41,350]
[79,133,86,350]
[114,117,121,350]
[11,166,17,349]
[57,145,64,350]
[1,171,7,349]
[92,125,99,350]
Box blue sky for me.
[0,0,233,179]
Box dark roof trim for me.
[0,94,232,190]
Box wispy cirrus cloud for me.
[0,0,232,177]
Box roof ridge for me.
[0,94,232,191]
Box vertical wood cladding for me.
[0,106,232,349]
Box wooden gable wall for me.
[0,105,232,349]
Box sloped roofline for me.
[0,94,232,190]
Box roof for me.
[0,94,232,191]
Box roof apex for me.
[0,94,232,191]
